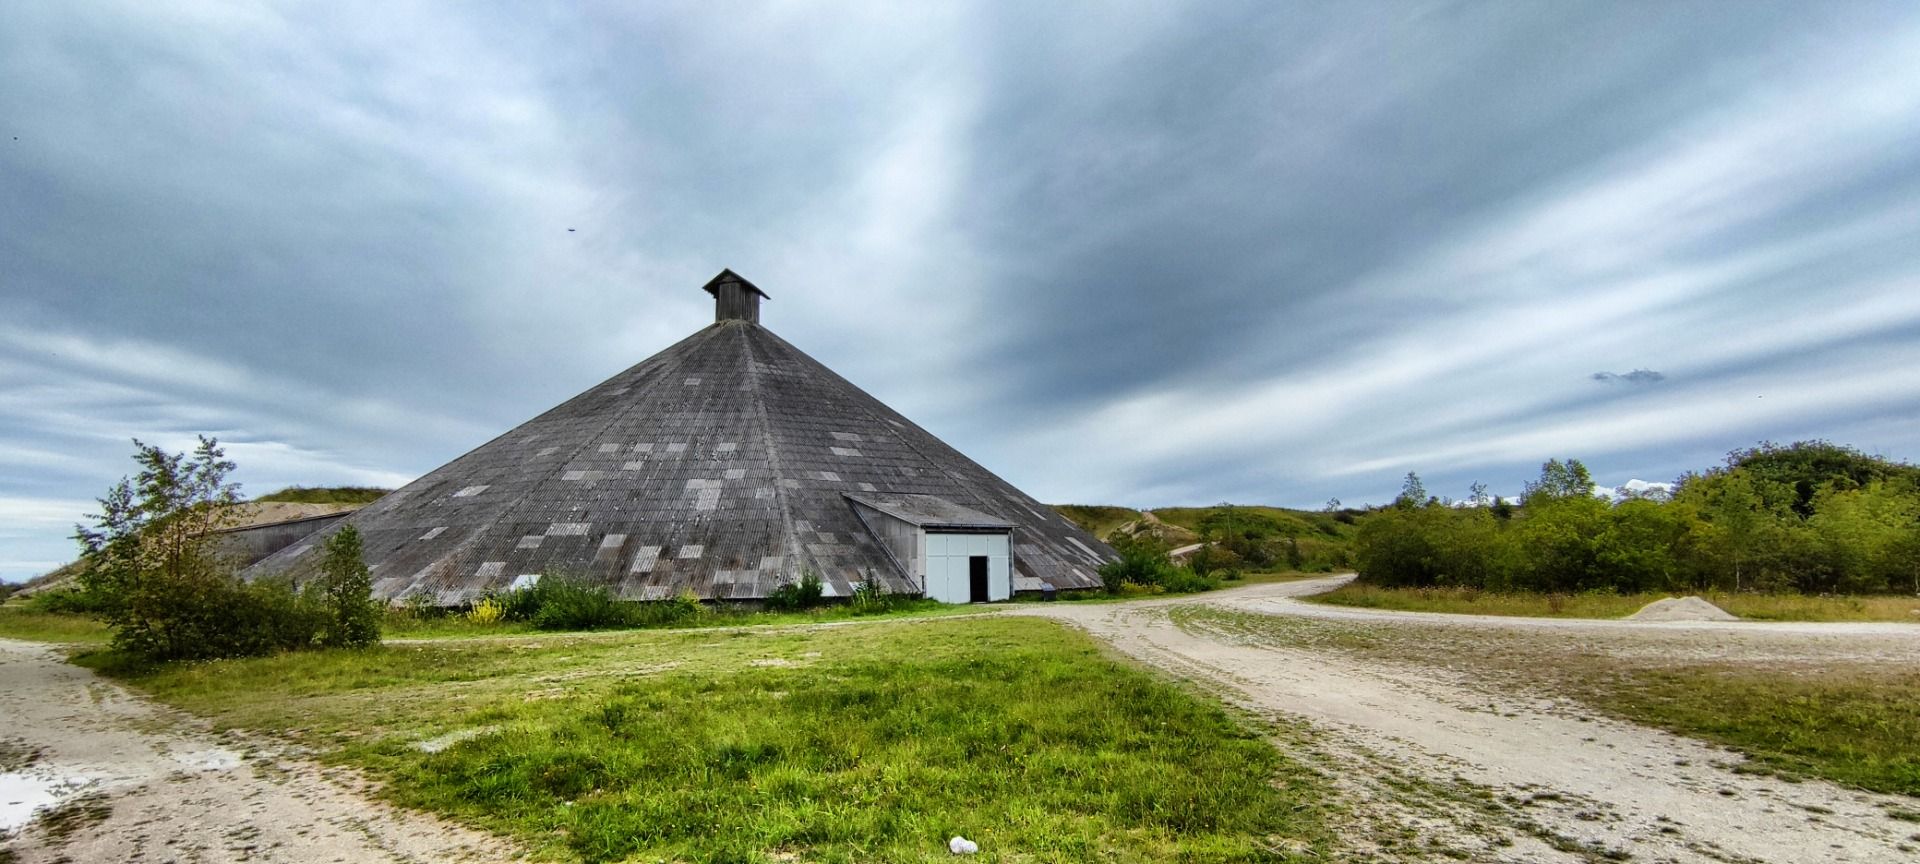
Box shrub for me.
[73,436,329,661]
[1098,548,1217,595]
[528,577,631,631]
[849,579,920,615]
[628,590,705,627]
[29,587,117,616]
[467,597,505,625]
[311,526,380,648]
[765,572,826,611]
[110,573,323,662]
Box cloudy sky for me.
[5,2,1920,582]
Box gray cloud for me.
[1592,370,1667,384]
[4,1,1920,581]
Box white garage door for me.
[924,532,1011,603]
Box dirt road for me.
[1022,576,1920,863]
[0,638,509,864]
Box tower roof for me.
[247,272,1112,602]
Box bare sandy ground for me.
[0,638,512,864]
[1021,576,1920,863]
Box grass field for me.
[1309,582,1920,622]
[1177,607,1920,798]
[90,617,1333,863]
[0,607,111,644]
[1150,506,1351,540]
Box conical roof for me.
[247,272,1113,602]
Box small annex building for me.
[246,270,1114,604]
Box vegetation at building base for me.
[1352,442,1920,599]
[253,485,391,505]
[60,437,382,662]
[90,616,1334,863]
[371,573,951,641]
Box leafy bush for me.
[528,578,632,631]
[72,437,336,661]
[1098,548,1218,595]
[627,590,705,627]
[112,573,324,662]
[311,526,380,648]
[765,572,826,611]
[28,586,117,616]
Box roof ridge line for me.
[757,327,1009,518]
[741,325,805,586]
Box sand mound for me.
[1628,596,1739,622]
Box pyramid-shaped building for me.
[248,271,1113,603]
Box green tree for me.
[74,437,320,661]
[1395,472,1428,510]
[1522,458,1595,505]
[313,525,381,647]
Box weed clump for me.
[764,572,826,611]
[476,576,705,631]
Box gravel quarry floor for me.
[1021,576,1920,863]
[0,638,510,864]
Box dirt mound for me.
[1627,596,1739,622]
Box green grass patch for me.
[1310,582,1920,622]
[1049,505,1142,541]
[0,607,111,644]
[1178,607,1920,797]
[91,617,1331,862]
[1151,506,1350,540]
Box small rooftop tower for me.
[703,268,769,324]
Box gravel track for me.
[1022,576,1920,863]
[0,638,510,864]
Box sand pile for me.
[1627,596,1739,622]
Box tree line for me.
[1355,442,1920,595]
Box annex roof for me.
[845,493,1015,531]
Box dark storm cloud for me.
[4,1,1920,580]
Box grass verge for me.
[0,607,111,644]
[1177,607,1920,797]
[89,617,1332,863]
[1309,582,1920,622]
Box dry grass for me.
[1177,607,1920,797]
[1310,582,1920,622]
